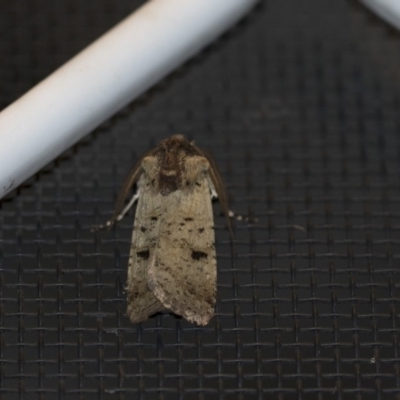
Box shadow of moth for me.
[99,135,230,325]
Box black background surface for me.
[1,1,400,398]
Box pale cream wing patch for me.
[147,175,217,326]
[126,175,165,324]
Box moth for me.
[99,135,230,325]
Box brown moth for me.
[100,135,230,325]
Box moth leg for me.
[228,209,243,221]
[210,188,218,200]
[211,187,243,220]
[92,191,140,231]
[209,186,245,222]
[228,209,259,223]
[114,191,140,222]
[211,188,255,223]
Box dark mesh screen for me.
[1,1,400,398]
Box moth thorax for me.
[158,151,182,195]
[159,162,182,195]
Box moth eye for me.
[137,250,150,260]
[191,250,208,260]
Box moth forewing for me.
[146,158,217,325]
[126,173,165,324]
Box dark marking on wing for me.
[140,226,147,232]
[137,250,150,260]
[191,251,208,260]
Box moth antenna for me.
[107,148,154,229]
[92,149,155,231]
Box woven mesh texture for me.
[1,0,400,398]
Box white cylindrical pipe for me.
[361,0,400,30]
[0,0,259,199]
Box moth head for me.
[159,134,187,153]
